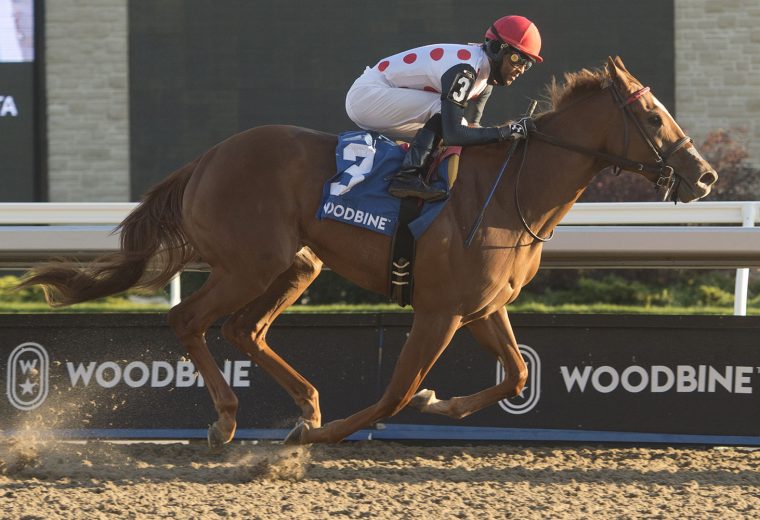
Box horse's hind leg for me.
[221,247,324,430]
[167,267,284,448]
[409,306,528,419]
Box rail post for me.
[170,273,182,307]
[734,203,757,316]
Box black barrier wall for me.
[128,0,675,198]
[2,313,760,444]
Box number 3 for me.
[452,76,471,103]
[330,142,376,196]
[446,71,474,107]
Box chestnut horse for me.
[21,57,717,446]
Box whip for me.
[464,99,538,247]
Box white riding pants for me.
[345,67,442,140]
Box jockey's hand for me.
[498,117,536,141]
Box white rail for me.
[1,201,759,314]
[1,201,759,225]
[563,201,760,225]
[0,203,136,224]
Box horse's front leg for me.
[292,312,461,444]
[409,306,528,419]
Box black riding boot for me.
[388,126,447,202]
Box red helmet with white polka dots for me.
[485,15,543,63]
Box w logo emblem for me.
[7,342,49,411]
[497,344,541,415]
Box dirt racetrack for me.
[1,436,759,519]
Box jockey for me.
[345,15,543,202]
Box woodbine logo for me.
[7,342,49,411]
[65,359,253,388]
[6,353,253,409]
[560,364,759,394]
[321,202,391,232]
[497,345,541,414]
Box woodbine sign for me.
[1,313,759,444]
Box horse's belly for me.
[302,221,392,297]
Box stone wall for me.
[675,0,760,164]
[45,0,129,201]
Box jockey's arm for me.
[463,85,492,126]
[439,64,521,146]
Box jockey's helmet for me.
[484,15,543,64]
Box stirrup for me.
[388,173,447,202]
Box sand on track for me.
[1,435,759,520]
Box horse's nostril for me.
[699,170,718,186]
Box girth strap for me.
[389,197,422,307]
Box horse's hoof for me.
[207,422,228,451]
[284,419,310,445]
[409,389,437,411]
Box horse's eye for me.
[648,114,663,127]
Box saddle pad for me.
[316,131,457,240]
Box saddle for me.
[316,131,460,307]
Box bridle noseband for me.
[496,81,694,245]
[609,85,692,202]
[530,83,693,203]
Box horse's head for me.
[605,56,717,203]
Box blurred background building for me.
[0,0,757,202]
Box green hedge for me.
[2,270,757,314]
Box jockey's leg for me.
[388,114,448,202]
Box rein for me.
[466,81,694,247]
[512,136,553,242]
[529,84,692,203]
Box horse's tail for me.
[18,160,199,307]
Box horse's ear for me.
[607,56,630,88]
[607,56,620,80]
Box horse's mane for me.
[538,66,611,117]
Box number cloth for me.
[316,131,455,239]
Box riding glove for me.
[498,117,536,141]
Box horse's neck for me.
[518,147,598,233]
[501,98,614,237]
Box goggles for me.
[505,46,534,70]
